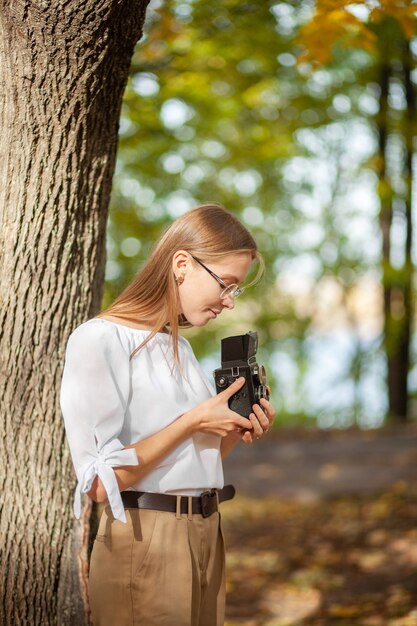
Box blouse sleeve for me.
[60,321,139,523]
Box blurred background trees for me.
[299,0,417,418]
[102,0,417,427]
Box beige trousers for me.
[88,503,226,626]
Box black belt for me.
[120,484,236,518]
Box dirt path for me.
[223,425,417,501]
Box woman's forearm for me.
[89,411,196,502]
[220,430,242,459]
[87,380,253,503]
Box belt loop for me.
[187,496,193,520]
[176,496,182,520]
[215,489,219,509]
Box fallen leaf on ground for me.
[260,583,321,625]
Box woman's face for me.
[173,251,254,327]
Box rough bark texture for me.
[0,1,149,624]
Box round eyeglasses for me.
[190,255,244,299]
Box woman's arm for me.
[89,377,252,502]
[88,410,195,502]
[220,430,243,459]
[89,382,276,503]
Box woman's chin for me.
[184,311,211,327]
[191,319,209,328]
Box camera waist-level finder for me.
[213,331,269,418]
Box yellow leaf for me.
[329,603,362,617]
[398,16,417,38]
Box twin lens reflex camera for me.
[213,331,269,418]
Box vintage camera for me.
[213,331,269,418]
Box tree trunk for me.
[376,61,400,419]
[0,1,149,624]
[392,39,415,421]
[383,41,415,422]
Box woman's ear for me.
[172,250,190,279]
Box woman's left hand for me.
[240,394,276,445]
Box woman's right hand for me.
[184,377,253,437]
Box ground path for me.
[222,425,417,625]
[223,424,417,501]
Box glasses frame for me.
[190,255,244,299]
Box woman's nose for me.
[221,294,235,309]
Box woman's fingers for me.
[252,403,269,430]
[236,398,278,444]
[260,397,276,426]
[248,412,264,438]
[220,376,246,400]
[241,430,254,445]
[244,400,277,443]
[233,415,253,431]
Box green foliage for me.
[103,0,417,426]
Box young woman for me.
[60,203,276,626]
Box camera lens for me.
[255,385,269,401]
[259,366,267,385]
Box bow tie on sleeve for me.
[73,438,139,523]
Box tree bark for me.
[0,1,149,624]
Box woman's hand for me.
[240,393,276,445]
[185,377,255,437]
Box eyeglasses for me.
[190,255,244,299]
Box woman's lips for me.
[207,308,220,319]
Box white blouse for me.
[60,318,222,523]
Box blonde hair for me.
[96,203,264,362]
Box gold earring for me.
[176,275,184,286]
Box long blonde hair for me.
[96,203,264,362]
